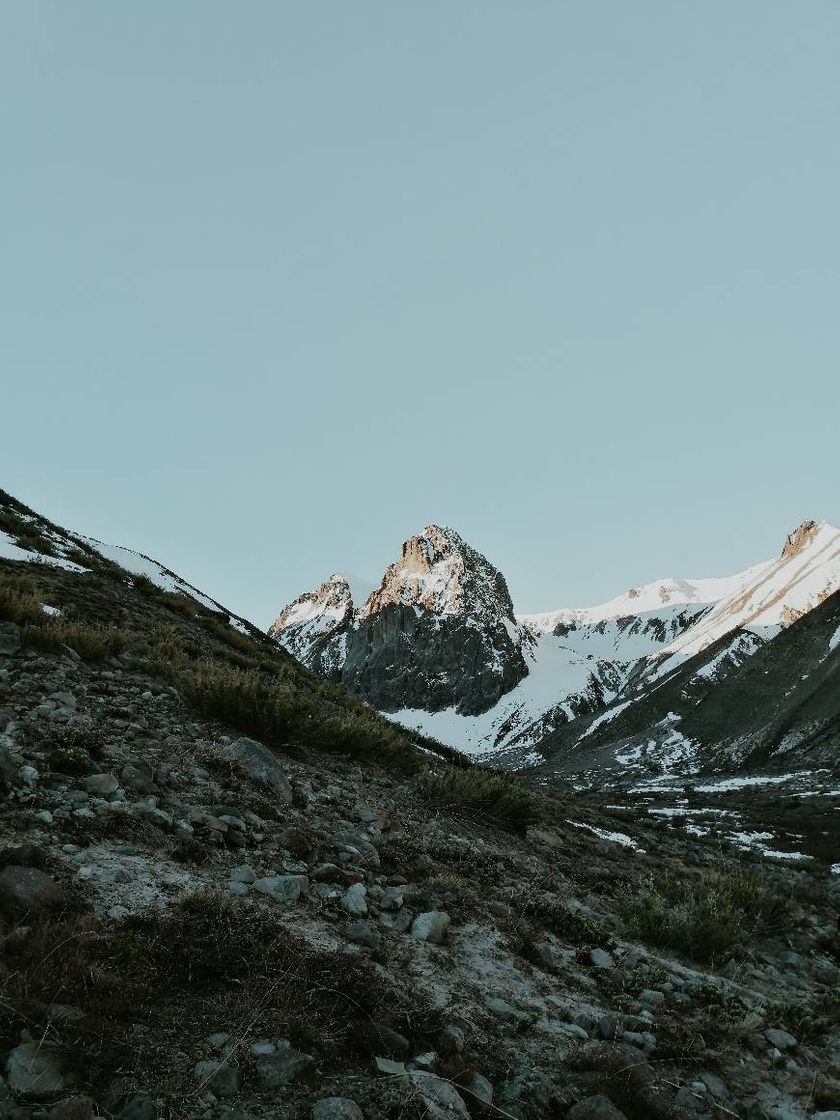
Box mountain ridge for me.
[271,518,840,773]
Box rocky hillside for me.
[271,520,840,773]
[2,487,839,1120]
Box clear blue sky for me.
[2,3,839,626]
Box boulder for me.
[408,1072,470,1120]
[345,920,381,949]
[254,1046,314,1088]
[252,874,308,903]
[223,737,292,803]
[193,1060,240,1098]
[5,1041,68,1099]
[410,911,450,944]
[341,883,368,917]
[83,773,119,798]
[0,866,66,918]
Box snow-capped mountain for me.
[271,519,840,767]
[272,526,529,717]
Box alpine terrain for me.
[1,487,839,1120]
[272,521,840,776]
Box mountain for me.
[2,486,839,1120]
[271,525,529,716]
[271,519,840,775]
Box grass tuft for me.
[417,764,534,831]
[616,865,793,965]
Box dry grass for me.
[0,890,385,1098]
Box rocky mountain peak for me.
[362,524,516,623]
[781,519,823,560]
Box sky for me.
[2,3,839,627]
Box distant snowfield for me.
[392,629,601,755]
[693,772,813,793]
[649,522,840,679]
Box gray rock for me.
[408,1071,470,1120]
[437,1025,465,1055]
[589,948,613,969]
[567,1096,629,1120]
[119,760,156,793]
[330,831,380,869]
[698,1072,729,1100]
[346,920,381,949]
[193,1060,241,1098]
[460,1070,493,1112]
[380,907,414,934]
[207,1032,233,1052]
[379,886,404,911]
[252,874,308,903]
[5,1042,68,1098]
[764,1028,797,1050]
[486,997,520,1024]
[224,737,292,803]
[137,805,172,830]
[813,1113,840,1120]
[229,865,257,884]
[254,1047,314,1088]
[374,1057,406,1075]
[341,883,368,916]
[311,1099,364,1120]
[411,910,450,944]
[0,866,66,918]
[49,1096,96,1120]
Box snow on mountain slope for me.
[520,567,766,633]
[271,517,840,762]
[0,497,255,634]
[391,630,620,756]
[272,528,724,753]
[647,521,840,680]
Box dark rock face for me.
[343,602,526,716]
[272,526,529,717]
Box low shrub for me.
[521,890,605,945]
[22,619,131,662]
[0,578,46,627]
[417,764,534,831]
[615,865,793,965]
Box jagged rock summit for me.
[272,526,528,717]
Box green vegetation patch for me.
[417,764,534,832]
[615,864,793,965]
